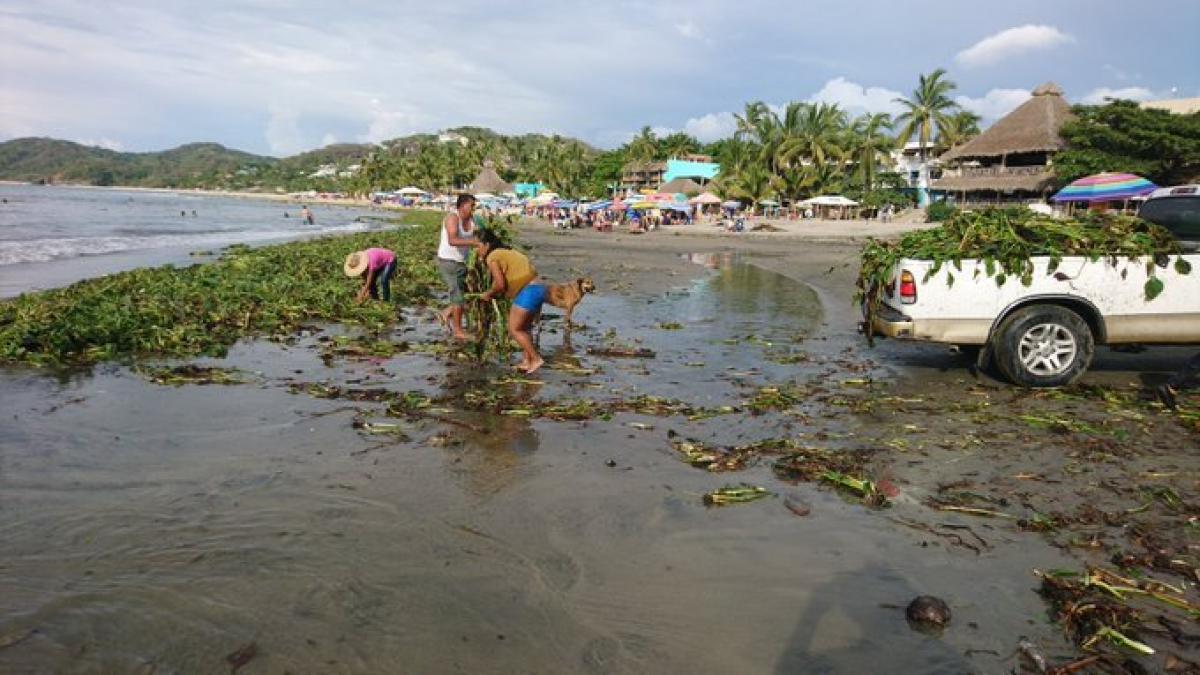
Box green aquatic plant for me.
[856,209,1190,345]
[703,484,771,506]
[0,211,445,365]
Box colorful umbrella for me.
[1051,173,1158,203]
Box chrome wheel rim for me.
[1017,323,1077,376]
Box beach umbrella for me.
[759,199,780,207]
[611,198,627,211]
[397,186,428,196]
[1051,172,1158,203]
[689,192,722,205]
[722,200,743,209]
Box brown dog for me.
[544,277,595,326]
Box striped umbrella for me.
[1051,172,1158,203]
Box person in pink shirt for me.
[343,247,397,304]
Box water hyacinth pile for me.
[856,208,1191,343]
[0,211,445,365]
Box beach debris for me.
[745,385,806,414]
[225,642,258,673]
[1017,639,1048,673]
[320,334,408,362]
[669,433,798,472]
[0,628,35,651]
[586,345,656,358]
[657,322,684,330]
[703,484,771,506]
[136,365,246,386]
[0,210,445,366]
[783,496,812,517]
[905,595,951,631]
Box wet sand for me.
[1,221,1197,673]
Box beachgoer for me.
[284,211,290,218]
[181,210,186,217]
[301,205,314,225]
[191,210,197,217]
[475,229,545,373]
[344,247,397,303]
[1155,353,1200,410]
[436,194,478,339]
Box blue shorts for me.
[513,284,547,313]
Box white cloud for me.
[265,105,303,156]
[675,20,701,40]
[80,138,124,151]
[955,88,1031,121]
[683,112,738,143]
[1081,86,1156,104]
[807,77,904,116]
[955,25,1074,67]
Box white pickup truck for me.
[871,187,1200,387]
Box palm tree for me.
[849,113,895,193]
[734,101,772,143]
[726,163,774,208]
[778,102,848,170]
[934,110,981,154]
[660,132,700,159]
[894,68,960,196]
[626,126,659,164]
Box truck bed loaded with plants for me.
[858,207,1199,387]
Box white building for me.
[888,141,940,188]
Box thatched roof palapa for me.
[468,160,513,194]
[932,171,1057,193]
[658,177,704,194]
[939,82,1073,162]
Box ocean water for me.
[0,184,393,295]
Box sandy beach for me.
[1,216,1197,673]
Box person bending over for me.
[344,247,397,303]
[475,230,546,374]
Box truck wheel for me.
[993,305,1094,388]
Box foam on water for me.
[0,222,373,265]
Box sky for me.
[2,0,1197,157]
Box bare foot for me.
[524,357,545,374]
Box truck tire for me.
[992,304,1094,388]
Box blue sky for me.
[1,0,1196,156]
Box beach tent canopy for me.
[528,192,559,205]
[584,200,612,212]
[474,192,497,200]
[396,186,428,195]
[802,195,858,206]
[758,199,780,207]
[689,192,722,205]
[1051,172,1158,203]
[610,198,628,211]
[722,200,744,209]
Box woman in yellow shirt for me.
[476,230,547,373]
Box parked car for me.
[870,187,1200,387]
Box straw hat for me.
[343,250,369,277]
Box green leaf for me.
[1176,257,1193,275]
[1144,276,1164,301]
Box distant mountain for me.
[0,138,275,188]
[0,127,598,191]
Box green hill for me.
[0,138,274,188]
[0,128,599,193]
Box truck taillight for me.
[899,270,917,304]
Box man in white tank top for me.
[436,193,478,339]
